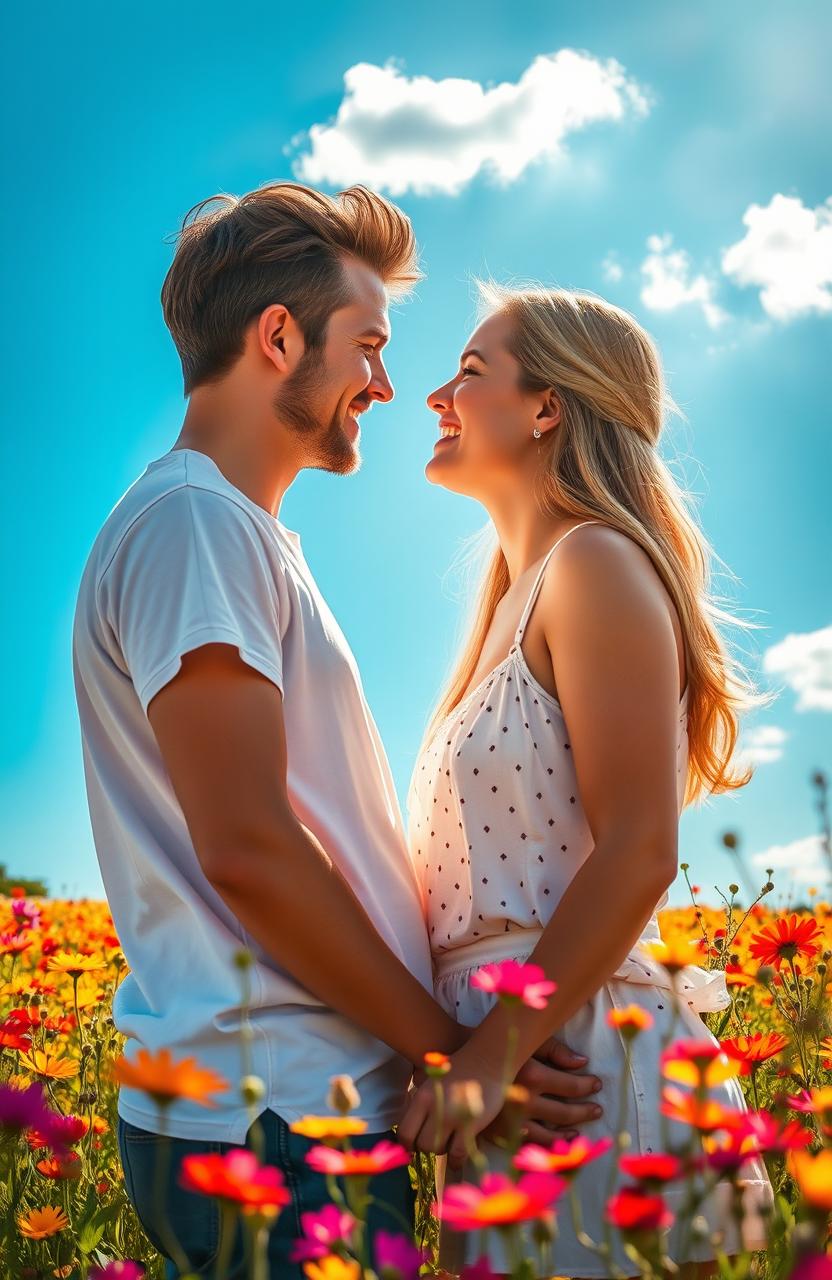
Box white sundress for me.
[405,521,774,1277]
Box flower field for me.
[1,871,831,1280]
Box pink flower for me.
[471,959,557,1010]
[434,1170,565,1231]
[89,1264,145,1280]
[290,1204,357,1262]
[373,1229,426,1279]
[460,1260,503,1279]
[513,1134,613,1177]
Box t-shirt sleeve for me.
[99,486,286,714]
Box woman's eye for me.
[460,365,478,376]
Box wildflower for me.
[435,1170,565,1230]
[607,1005,654,1037]
[788,1147,832,1212]
[179,1148,291,1210]
[660,1039,740,1088]
[89,1264,145,1280]
[17,1205,70,1239]
[45,951,107,979]
[327,1075,361,1115]
[35,1151,83,1179]
[723,1110,812,1154]
[720,1031,789,1072]
[423,1050,452,1076]
[374,1228,426,1279]
[0,933,33,955]
[302,1259,362,1280]
[471,958,557,1009]
[660,1086,741,1133]
[513,1135,613,1178]
[606,1187,673,1234]
[618,1153,685,1184]
[289,1116,368,1140]
[289,1204,358,1262]
[17,1049,79,1081]
[110,1047,230,1109]
[306,1140,411,1177]
[749,914,822,970]
[642,937,707,973]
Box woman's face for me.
[425,310,554,498]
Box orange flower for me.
[607,1006,654,1036]
[720,1032,790,1073]
[788,1147,832,1211]
[435,1170,565,1230]
[423,1051,452,1076]
[305,1140,410,1177]
[303,1259,362,1280]
[749,914,823,970]
[661,1086,741,1133]
[35,1152,82,1180]
[289,1116,368,1140]
[110,1048,230,1109]
[179,1148,291,1211]
[513,1135,613,1177]
[18,1050,79,1081]
[17,1205,70,1239]
[642,937,707,973]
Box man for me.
[72,180,603,1278]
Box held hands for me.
[397,1034,603,1171]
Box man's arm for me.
[147,641,469,1064]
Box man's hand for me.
[481,1035,602,1149]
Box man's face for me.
[273,256,394,475]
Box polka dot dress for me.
[404,522,774,1274]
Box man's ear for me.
[257,304,299,375]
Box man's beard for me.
[273,345,359,475]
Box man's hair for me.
[161,181,423,395]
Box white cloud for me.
[763,625,832,712]
[291,52,650,197]
[737,724,789,766]
[721,193,832,321]
[750,833,830,886]
[601,252,623,283]
[640,233,729,329]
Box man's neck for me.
[172,411,299,519]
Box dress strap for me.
[512,520,604,648]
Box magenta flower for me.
[289,1203,357,1262]
[89,1263,145,1280]
[374,1229,426,1279]
[434,1170,565,1231]
[471,959,557,1009]
[0,1081,70,1155]
[11,898,42,931]
[788,1256,832,1280]
[460,1261,503,1280]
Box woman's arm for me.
[396,525,685,1162]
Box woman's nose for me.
[427,383,450,413]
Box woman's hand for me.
[397,1042,508,1169]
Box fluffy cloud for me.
[291,53,650,197]
[640,233,728,328]
[764,625,832,712]
[721,193,832,320]
[737,724,789,766]
[750,833,830,886]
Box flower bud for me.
[327,1074,361,1115]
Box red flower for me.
[618,1153,684,1184]
[748,914,822,970]
[720,1032,790,1073]
[606,1187,673,1234]
[179,1149,290,1210]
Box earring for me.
[533,428,542,439]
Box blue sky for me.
[3,1,830,908]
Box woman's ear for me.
[534,388,563,436]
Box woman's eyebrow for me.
[460,347,487,363]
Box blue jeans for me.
[117,1109,417,1278]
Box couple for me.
[72,180,773,1279]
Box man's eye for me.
[361,344,377,356]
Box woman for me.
[398,282,775,1278]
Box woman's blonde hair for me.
[420,279,774,808]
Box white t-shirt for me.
[72,447,434,1142]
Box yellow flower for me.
[17,1205,70,1239]
[642,937,706,973]
[788,1147,832,1211]
[289,1115,368,1140]
[46,951,106,980]
[18,1050,79,1081]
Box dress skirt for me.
[430,928,775,1278]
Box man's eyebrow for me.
[358,326,391,346]
[460,348,487,363]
